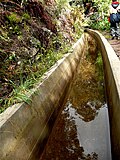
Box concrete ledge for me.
[0,35,86,160]
[86,29,120,159]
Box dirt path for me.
[108,39,120,59]
[101,31,120,59]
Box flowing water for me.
[39,54,112,160]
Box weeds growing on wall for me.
[95,52,104,84]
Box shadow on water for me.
[39,54,111,160]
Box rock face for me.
[0,0,57,106]
[25,0,57,33]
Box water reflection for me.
[64,100,103,122]
[40,55,111,160]
[63,101,111,159]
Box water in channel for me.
[40,54,112,160]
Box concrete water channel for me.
[39,50,111,160]
[0,29,120,160]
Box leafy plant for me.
[71,5,84,38]
[6,12,22,35]
[89,17,110,31]
[95,52,103,67]
[55,0,69,17]
[85,0,111,31]
[0,43,65,112]
[0,78,33,113]
[93,0,111,16]
[22,13,30,21]
[7,13,22,24]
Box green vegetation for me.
[95,52,104,86]
[0,43,69,113]
[88,16,110,31]
[22,13,30,21]
[87,0,111,31]
[0,0,112,113]
[7,12,22,24]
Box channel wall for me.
[86,29,120,160]
[0,34,86,160]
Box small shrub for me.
[89,17,110,31]
[7,13,22,24]
[22,13,30,21]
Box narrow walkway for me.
[109,39,120,59]
[102,31,120,59]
